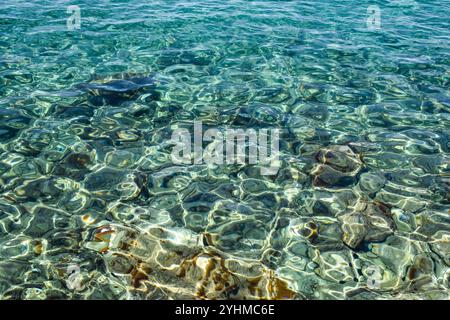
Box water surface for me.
[0,0,449,299]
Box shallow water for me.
[0,0,449,299]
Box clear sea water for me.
[0,0,449,299]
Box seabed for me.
[0,0,448,300]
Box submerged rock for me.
[292,103,329,121]
[315,145,362,173]
[14,178,64,202]
[0,108,33,128]
[24,206,69,238]
[86,224,298,300]
[406,255,434,290]
[0,125,20,142]
[339,201,395,249]
[64,153,92,170]
[232,104,286,126]
[52,152,94,180]
[310,164,356,187]
[340,212,367,249]
[78,74,160,106]
[357,172,386,195]
[53,104,94,122]
[311,145,363,187]
[0,109,33,142]
[84,167,127,191]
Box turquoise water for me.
[0,0,449,299]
